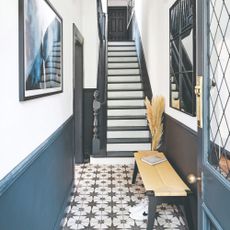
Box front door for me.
[108,7,128,41]
[197,1,230,229]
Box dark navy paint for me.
[0,116,74,230]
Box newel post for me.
[92,90,101,155]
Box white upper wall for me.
[108,0,128,7]
[135,0,197,131]
[0,0,84,180]
[81,0,99,88]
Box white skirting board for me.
[90,156,135,165]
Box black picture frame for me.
[169,0,196,116]
[19,0,63,101]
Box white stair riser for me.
[107,131,150,138]
[107,143,151,151]
[108,83,142,90]
[172,91,179,99]
[108,91,144,98]
[108,119,147,127]
[108,63,139,68]
[108,69,140,75]
[108,41,135,46]
[108,109,146,116]
[108,100,145,107]
[108,51,137,57]
[108,46,136,51]
[108,57,138,62]
[108,76,141,82]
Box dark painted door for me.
[197,1,230,229]
[108,7,127,41]
[73,26,84,163]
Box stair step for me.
[107,130,150,138]
[107,99,144,107]
[107,138,151,143]
[107,126,148,131]
[108,51,137,57]
[107,109,146,116]
[107,115,146,120]
[108,119,147,127]
[108,91,144,99]
[108,83,142,90]
[108,46,136,51]
[108,41,135,46]
[108,57,138,62]
[108,63,139,68]
[108,106,145,109]
[106,151,134,157]
[108,76,141,83]
[107,143,151,151]
[108,69,140,75]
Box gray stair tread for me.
[108,81,143,84]
[107,138,151,143]
[107,151,134,157]
[108,74,141,76]
[107,97,145,100]
[107,115,146,120]
[108,44,135,47]
[107,126,149,131]
[107,89,143,92]
[108,67,140,69]
[108,61,139,63]
[108,55,138,58]
[108,106,146,109]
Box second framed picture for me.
[19,0,63,101]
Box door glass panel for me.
[209,0,230,181]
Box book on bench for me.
[141,155,167,165]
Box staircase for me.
[106,41,151,157]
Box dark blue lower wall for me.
[0,116,74,230]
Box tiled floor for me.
[61,164,188,230]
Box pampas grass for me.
[145,96,165,151]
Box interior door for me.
[108,7,128,41]
[73,24,84,163]
[197,1,230,229]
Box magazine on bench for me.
[141,155,167,165]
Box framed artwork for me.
[19,0,63,101]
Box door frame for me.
[73,23,84,163]
[196,0,205,228]
[108,6,128,41]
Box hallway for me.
[61,164,188,230]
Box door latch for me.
[195,76,203,128]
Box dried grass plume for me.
[145,96,165,151]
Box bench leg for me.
[132,161,138,184]
[146,191,156,230]
[182,193,194,230]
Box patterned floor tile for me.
[61,164,188,230]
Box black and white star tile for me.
[61,164,188,230]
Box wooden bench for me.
[132,151,193,230]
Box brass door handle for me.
[187,174,201,184]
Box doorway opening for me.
[73,24,84,163]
